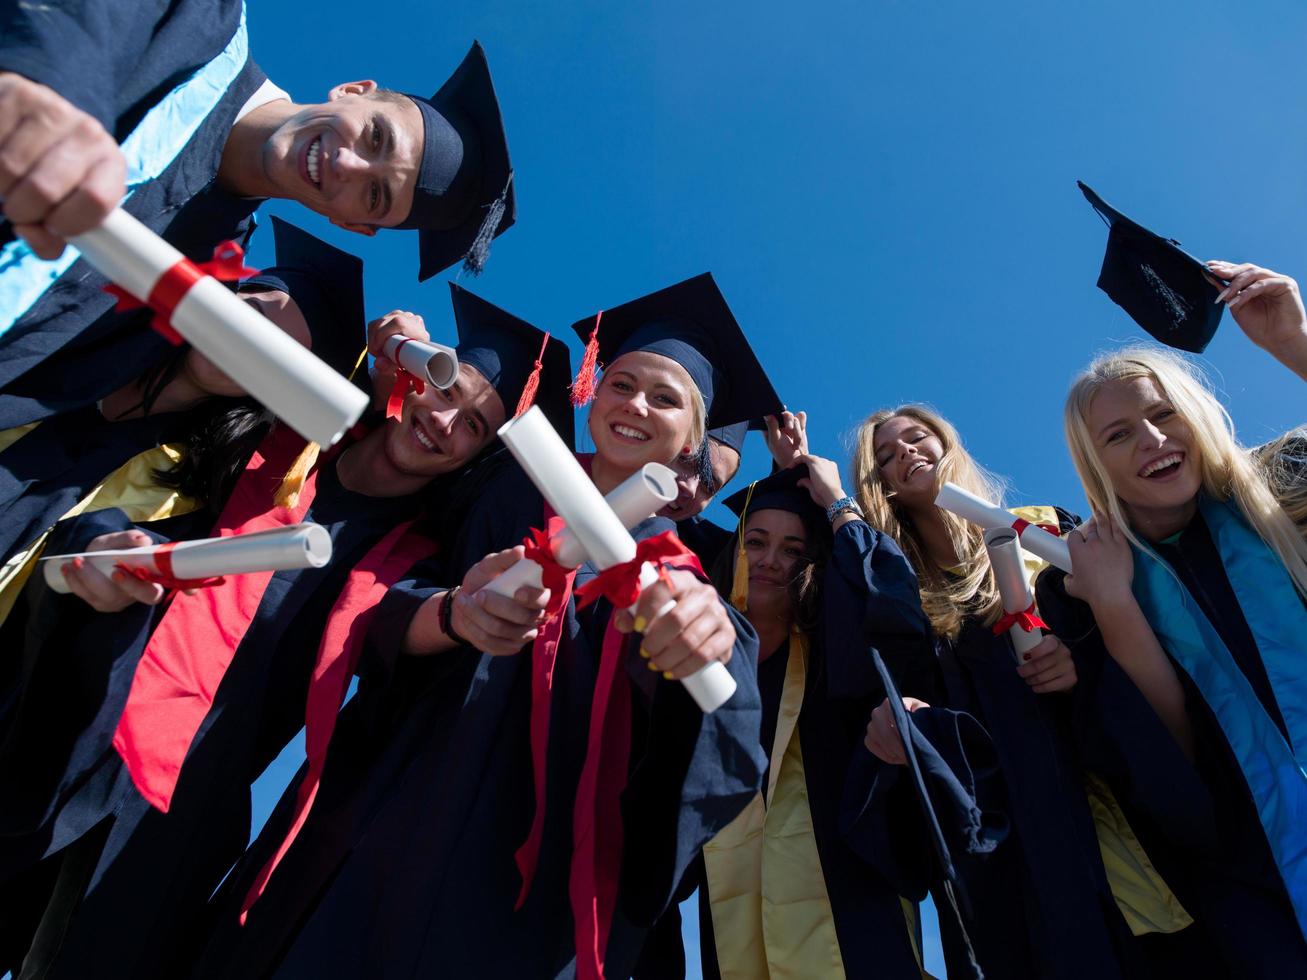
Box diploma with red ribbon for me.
[496,407,737,714]
[41,523,333,595]
[936,481,1072,573]
[73,207,368,447]
[382,335,459,421]
[983,526,1047,661]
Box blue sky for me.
[243,1,1307,974]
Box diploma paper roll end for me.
[681,661,737,713]
[383,335,459,389]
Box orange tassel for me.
[729,482,757,612]
[514,332,550,418]
[569,311,603,408]
[274,441,320,509]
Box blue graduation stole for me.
[1132,496,1307,938]
[0,4,250,338]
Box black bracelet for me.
[440,586,468,646]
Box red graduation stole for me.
[240,519,436,920]
[113,425,324,812]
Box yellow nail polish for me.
[633,615,647,633]
[647,661,660,672]
[639,647,651,659]
[662,671,674,680]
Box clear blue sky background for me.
[241,2,1307,975]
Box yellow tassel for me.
[729,481,757,612]
[274,441,319,509]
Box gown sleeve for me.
[1035,567,1220,851]
[822,519,937,701]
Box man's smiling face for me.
[259,82,423,235]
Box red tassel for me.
[569,311,603,408]
[514,332,550,418]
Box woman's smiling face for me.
[588,350,697,470]
[871,414,945,507]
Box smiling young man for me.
[0,0,515,429]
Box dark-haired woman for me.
[0,290,566,979]
[678,455,938,979]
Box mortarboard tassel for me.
[275,346,370,509]
[729,481,757,612]
[514,332,551,417]
[461,173,513,277]
[569,310,604,408]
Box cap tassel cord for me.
[461,173,513,277]
[570,311,603,408]
[514,332,551,418]
[729,481,757,612]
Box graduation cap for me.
[708,421,749,455]
[720,465,826,611]
[449,283,574,449]
[397,42,516,282]
[1078,181,1225,354]
[569,273,784,431]
[239,217,365,382]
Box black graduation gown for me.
[197,466,765,980]
[0,0,268,427]
[0,461,420,979]
[838,513,1147,980]
[0,406,190,567]
[676,514,733,575]
[1037,521,1307,979]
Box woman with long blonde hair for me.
[1038,262,1307,976]
[845,404,1212,978]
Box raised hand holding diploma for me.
[44,523,333,596]
[498,406,737,712]
[67,208,369,447]
[936,481,1073,573]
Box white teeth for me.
[613,424,649,441]
[906,460,928,478]
[1140,453,1183,477]
[414,424,436,452]
[306,137,321,187]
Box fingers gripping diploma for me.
[455,546,552,656]
[1015,634,1078,693]
[0,73,127,259]
[61,531,167,612]
[612,568,736,681]
[864,697,931,765]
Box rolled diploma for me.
[983,527,1043,660]
[41,523,333,594]
[71,209,369,448]
[935,482,1072,573]
[383,335,459,390]
[497,407,737,713]
[484,463,678,599]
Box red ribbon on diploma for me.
[1011,516,1061,539]
[104,240,259,345]
[385,338,426,421]
[112,542,226,591]
[574,532,701,610]
[992,602,1048,636]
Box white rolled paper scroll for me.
[935,482,1072,573]
[484,463,679,600]
[41,523,333,594]
[70,209,369,447]
[382,335,459,390]
[497,407,737,713]
[983,527,1043,661]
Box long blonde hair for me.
[1064,347,1307,599]
[852,405,1006,640]
[1252,427,1307,535]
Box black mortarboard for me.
[1078,181,1225,354]
[722,465,821,524]
[397,43,516,282]
[239,217,365,381]
[449,283,574,449]
[569,273,784,430]
[708,422,749,455]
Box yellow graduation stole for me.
[1009,507,1191,936]
[0,442,199,626]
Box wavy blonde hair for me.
[852,405,1007,639]
[1064,347,1307,598]
[1252,427,1307,535]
